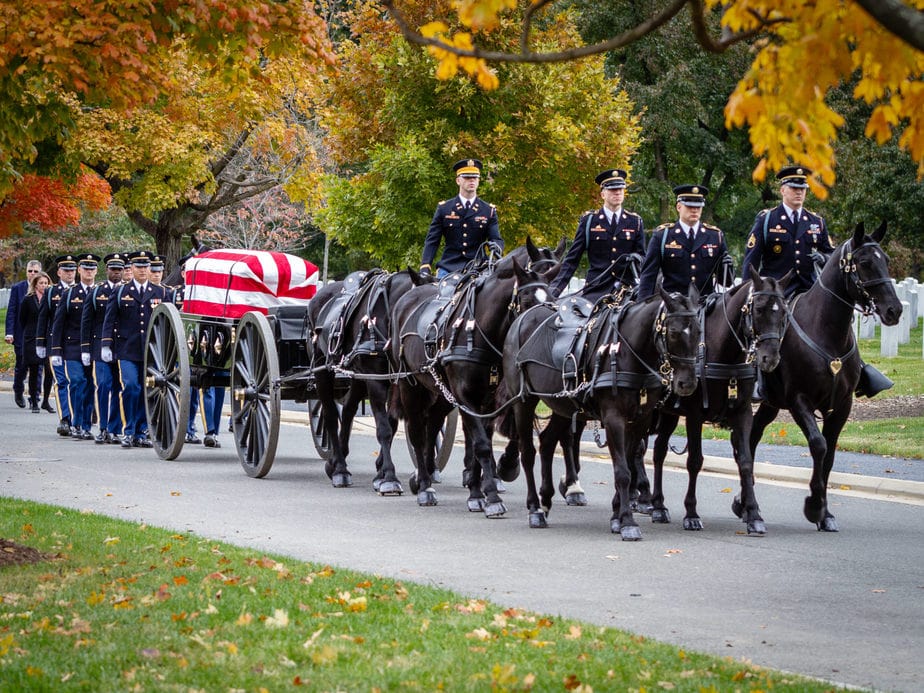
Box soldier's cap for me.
[77,253,101,269]
[128,250,154,267]
[674,184,708,207]
[149,255,165,271]
[453,158,482,178]
[777,165,810,189]
[55,254,78,270]
[104,253,126,269]
[595,168,627,190]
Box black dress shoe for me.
[135,437,153,448]
[185,434,202,444]
[30,401,40,413]
[121,435,134,448]
[41,400,55,413]
[79,429,93,440]
[14,394,26,408]
[204,434,221,448]
[95,432,108,444]
[109,433,123,444]
[57,420,72,436]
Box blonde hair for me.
[27,271,51,296]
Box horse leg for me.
[468,415,507,518]
[496,434,521,482]
[816,405,851,532]
[682,415,706,531]
[788,397,831,529]
[540,415,566,514]
[649,413,678,524]
[605,413,640,541]
[630,436,653,514]
[554,418,587,507]
[485,421,506,494]
[367,381,402,496]
[728,405,766,535]
[404,388,437,506]
[748,402,779,460]
[514,399,545,528]
[339,382,363,463]
[317,374,352,488]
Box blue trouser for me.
[187,387,200,437]
[117,360,144,439]
[64,360,93,431]
[51,359,71,421]
[92,360,117,434]
[201,386,226,435]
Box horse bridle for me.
[831,239,892,316]
[723,284,789,365]
[652,303,699,387]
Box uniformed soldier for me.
[743,166,891,398]
[50,253,100,439]
[637,184,734,300]
[420,159,503,279]
[81,253,128,444]
[550,168,646,301]
[101,250,167,448]
[36,254,77,436]
[741,166,835,297]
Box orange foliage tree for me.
[0,171,111,238]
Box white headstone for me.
[857,313,877,339]
[898,300,911,344]
[881,323,899,357]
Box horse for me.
[748,221,902,531]
[646,267,792,534]
[308,268,421,492]
[500,285,701,540]
[164,235,213,288]
[390,249,556,516]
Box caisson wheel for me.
[231,312,281,478]
[143,302,190,460]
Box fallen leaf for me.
[303,627,325,648]
[565,625,582,640]
[720,487,732,493]
[264,608,289,628]
[170,491,181,496]
[466,627,492,641]
[103,537,120,546]
[173,575,188,586]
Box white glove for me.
[50,355,62,367]
[101,347,113,363]
[36,346,46,359]
[81,352,91,367]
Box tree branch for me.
[853,0,924,52]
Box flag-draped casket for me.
[183,249,319,318]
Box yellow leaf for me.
[103,536,120,545]
[236,613,253,626]
[466,627,492,641]
[264,608,289,628]
[565,625,582,640]
[720,487,732,494]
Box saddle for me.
[404,270,478,361]
[314,270,384,360]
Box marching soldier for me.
[741,166,835,297]
[101,251,167,448]
[637,184,734,300]
[81,253,128,444]
[36,254,77,435]
[50,253,100,439]
[550,168,646,301]
[420,158,503,279]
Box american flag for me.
[183,249,319,318]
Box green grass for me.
[0,498,840,692]
[0,307,13,371]
[858,320,922,396]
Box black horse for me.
[647,267,792,534]
[500,286,701,540]
[748,222,902,531]
[308,269,421,492]
[390,250,556,516]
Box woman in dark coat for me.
[19,271,53,412]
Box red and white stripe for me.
[183,249,319,318]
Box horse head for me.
[504,257,551,315]
[746,265,792,372]
[656,284,701,397]
[842,222,902,326]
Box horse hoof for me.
[331,473,353,488]
[372,476,383,492]
[682,517,703,531]
[620,525,642,541]
[417,489,438,506]
[651,508,671,524]
[431,469,442,484]
[528,511,547,529]
[817,517,839,532]
[498,453,520,483]
[631,500,653,515]
[803,496,826,524]
[494,478,506,494]
[731,496,744,518]
[377,480,403,496]
[565,493,587,507]
[324,460,336,480]
[747,520,767,535]
[610,518,621,534]
[558,477,568,499]
[468,498,486,512]
[408,473,420,495]
[484,501,507,518]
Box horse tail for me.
[494,381,515,439]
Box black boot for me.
[855,362,894,398]
[14,393,26,408]
[29,398,39,413]
[41,400,55,413]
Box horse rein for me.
[819,238,891,316]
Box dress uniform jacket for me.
[102,282,168,362]
[18,293,43,367]
[638,222,730,300]
[550,208,645,297]
[35,282,71,352]
[422,196,503,274]
[741,205,834,297]
[50,283,94,361]
[81,282,118,360]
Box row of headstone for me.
[873,277,922,357]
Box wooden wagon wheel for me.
[143,302,190,461]
[307,397,339,461]
[405,407,459,473]
[231,311,281,478]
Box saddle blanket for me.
[183,249,319,318]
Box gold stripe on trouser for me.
[48,356,62,417]
[199,388,208,433]
[92,362,101,427]
[117,365,128,431]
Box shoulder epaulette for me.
[656,222,673,230]
[623,210,640,217]
[703,223,720,230]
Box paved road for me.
[1,395,923,692]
